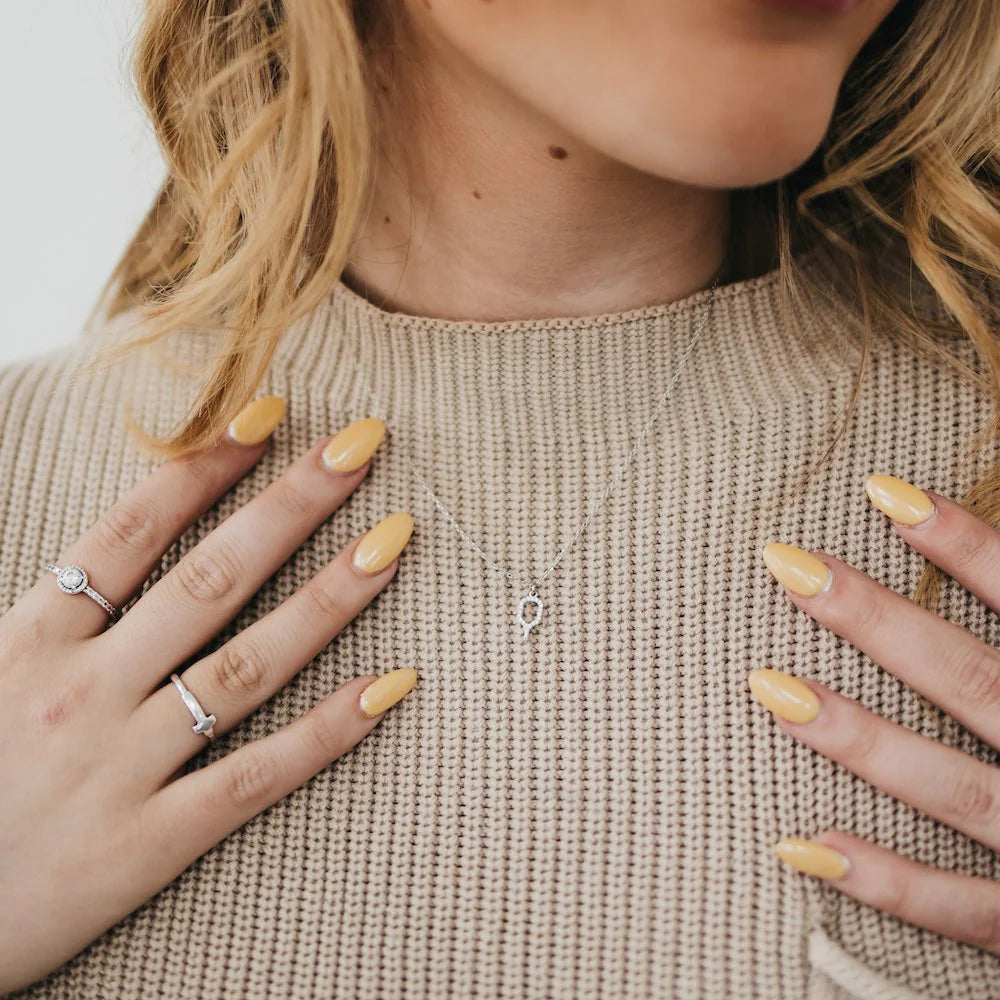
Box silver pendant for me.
[515,591,543,638]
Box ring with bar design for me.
[169,672,217,740]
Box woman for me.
[2,0,999,996]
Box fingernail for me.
[865,474,935,526]
[228,396,287,445]
[748,669,820,723]
[774,838,850,880]
[763,543,832,597]
[322,418,387,473]
[352,512,414,575]
[360,667,417,718]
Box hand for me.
[752,474,1000,954]
[0,399,417,993]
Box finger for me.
[20,396,286,640]
[865,475,1000,613]
[103,424,393,697]
[141,670,416,870]
[772,831,1000,956]
[762,543,1000,748]
[133,527,404,779]
[749,670,1000,851]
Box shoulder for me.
[0,310,206,569]
[0,342,93,441]
[0,309,202,611]
[0,307,209,457]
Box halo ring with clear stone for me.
[41,563,120,620]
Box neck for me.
[342,24,734,322]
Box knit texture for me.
[3,264,1000,999]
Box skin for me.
[346,0,899,319]
[0,436,408,991]
[772,496,1000,955]
[6,0,997,991]
[345,0,1000,961]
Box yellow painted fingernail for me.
[360,667,417,718]
[748,669,820,723]
[865,474,935,526]
[763,543,832,597]
[352,512,414,575]
[774,838,850,880]
[322,418,386,473]
[227,396,287,445]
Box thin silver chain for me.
[353,262,724,632]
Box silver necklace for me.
[353,264,724,638]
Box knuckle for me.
[869,867,911,918]
[173,546,241,604]
[273,479,316,518]
[949,525,993,574]
[844,593,887,637]
[27,672,96,731]
[944,644,1000,711]
[301,579,351,623]
[944,772,1000,829]
[225,751,277,809]
[302,709,348,761]
[178,452,222,490]
[963,898,1000,953]
[96,500,160,555]
[840,717,882,772]
[211,640,270,699]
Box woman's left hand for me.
[753,474,1000,954]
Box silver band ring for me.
[42,563,119,620]
[170,672,217,740]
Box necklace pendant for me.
[516,591,543,638]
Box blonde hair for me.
[95,0,1000,610]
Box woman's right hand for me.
[0,399,416,993]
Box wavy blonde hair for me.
[94,0,1000,610]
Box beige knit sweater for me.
[3,263,1000,1000]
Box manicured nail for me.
[865,474,935,526]
[774,838,850,880]
[360,667,417,718]
[228,396,287,445]
[352,512,414,575]
[322,418,386,473]
[763,543,832,597]
[748,669,820,724]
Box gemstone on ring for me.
[42,562,119,621]
[56,565,88,595]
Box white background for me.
[0,1,164,365]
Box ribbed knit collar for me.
[273,257,857,418]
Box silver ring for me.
[169,673,217,740]
[42,563,119,619]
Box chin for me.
[546,57,845,189]
[546,109,836,189]
[404,0,890,190]
[660,112,837,189]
